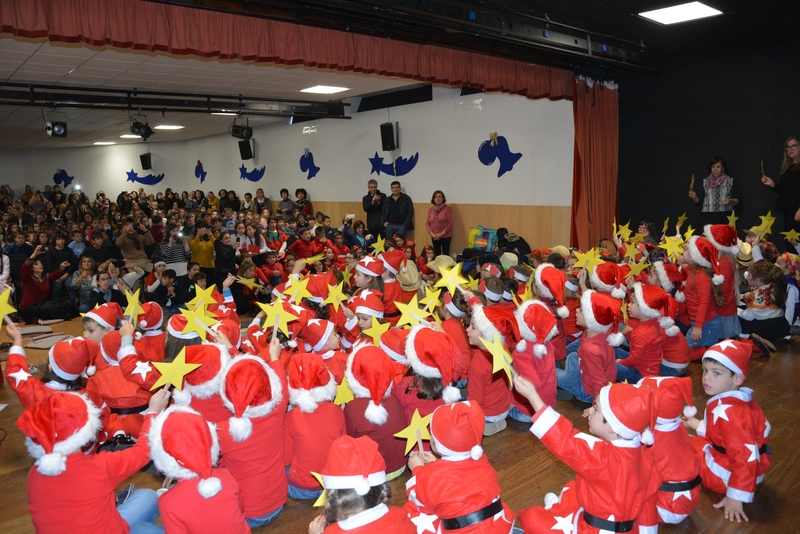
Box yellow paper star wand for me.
[124,289,145,323]
[573,248,604,274]
[342,265,354,288]
[305,252,326,264]
[612,216,617,236]
[150,348,201,391]
[235,276,259,290]
[434,263,468,295]
[419,286,442,312]
[258,299,299,338]
[310,472,327,507]
[393,409,432,455]
[659,236,684,260]
[661,217,670,236]
[186,284,216,314]
[616,220,633,241]
[683,225,695,241]
[629,233,646,247]
[689,173,695,190]
[333,376,355,406]
[727,210,738,228]
[782,228,800,242]
[623,243,640,262]
[396,295,432,327]
[481,333,514,382]
[465,275,480,291]
[0,287,17,322]
[626,259,650,279]
[323,282,347,311]
[675,212,688,229]
[363,320,390,346]
[370,235,386,255]
[755,211,776,237]
[282,276,313,304]
[621,300,629,325]
[181,306,218,339]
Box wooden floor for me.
[1,320,799,533]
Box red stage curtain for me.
[570,78,619,250]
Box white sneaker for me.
[543,492,560,509]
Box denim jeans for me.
[246,505,284,528]
[677,315,722,349]
[118,489,162,534]
[555,352,594,403]
[660,363,687,377]
[78,302,93,313]
[508,406,532,423]
[384,224,405,239]
[286,466,323,500]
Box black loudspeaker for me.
[238,140,253,160]
[140,152,152,170]
[380,122,397,151]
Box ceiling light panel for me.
[639,2,722,25]
[300,85,350,94]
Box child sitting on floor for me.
[738,259,790,354]
[615,283,668,383]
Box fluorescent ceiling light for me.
[639,2,722,25]
[212,112,238,116]
[94,141,115,145]
[120,134,141,139]
[154,125,184,130]
[300,85,349,95]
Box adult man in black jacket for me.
[362,179,386,239]
[380,181,414,238]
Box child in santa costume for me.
[379,327,412,386]
[149,405,251,534]
[133,301,166,362]
[300,318,349,383]
[171,343,233,424]
[344,342,410,479]
[285,351,346,499]
[514,377,661,534]
[638,376,702,524]
[555,289,622,404]
[19,389,170,534]
[532,263,570,363]
[395,324,462,427]
[308,435,416,534]
[511,299,559,421]
[380,249,417,325]
[615,283,669,383]
[439,291,472,385]
[405,401,516,534]
[464,290,521,436]
[684,340,771,523]
[217,338,288,528]
[649,261,692,376]
[342,287,386,346]
[704,224,743,340]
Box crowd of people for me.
[3,135,798,534]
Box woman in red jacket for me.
[19,245,71,324]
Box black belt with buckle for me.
[582,511,634,533]
[441,500,504,530]
[660,475,702,492]
[109,404,149,415]
[711,442,771,456]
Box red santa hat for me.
[702,339,752,377]
[219,356,284,441]
[631,283,676,332]
[301,318,336,352]
[85,302,122,330]
[48,337,92,381]
[321,435,387,496]
[579,290,625,347]
[430,401,485,460]
[533,263,569,318]
[514,299,558,357]
[704,224,741,256]
[345,343,397,425]
[304,274,329,304]
[443,292,465,318]
[597,382,657,446]
[349,289,384,318]
[685,236,724,285]
[482,263,502,278]
[652,260,681,294]
[167,314,202,340]
[149,405,222,499]
[209,318,241,349]
[639,376,697,419]
[356,255,383,278]
[379,249,406,276]
[172,343,232,406]
[16,392,102,476]
[470,301,522,352]
[287,352,337,413]
[590,262,627,299]
[210,305,240,325]
[379,327,409,363]
[137,302,164,331]
[404,324,461,403]
[98,330,135,366]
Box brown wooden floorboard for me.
[1,319,799,533]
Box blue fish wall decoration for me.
[195,160,207,183]
[239,164,266,182]
[478,133,522,177]
[53,169,74,188]
[369,152,419,176]
[126,169,165,186]
[299,150,320,180]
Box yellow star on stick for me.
[623,244,640,262]
[629,232,646,247]
[323,282,347,311]
[258,299,299,337]
[689,173,695,190]
[659,236,684,260]
[124,289,145,322]
[612,216,617,236]
[310,472,327,507]
[481,333,514,382]
[0,288,17,320]
[333,376,355,406]
[661,217,670,236]
[181,305,218,338]
[305,252,326,264]
[282,276,313,304]
[419,286,441,311]
[727,210,738,228]
[626,259,650,279]
[675,212,688,229]
[432,311,442,324]
[396,295,432,327]
[755,211,776,237]
[342,265,354,287]
[236,276,259,290]
[781,228,800,242]
[574,248,604,274]
[621,301,629,325]
[683,225,695,241]
[434,263,468,295]
[465,275,480,291]
[186,284,216,313]
[363,320,390,346]
[370,235,386,255]
[394,409,432,455]
[150,348,201,391]
[616,220,633,241]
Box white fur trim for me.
[219,356,284,441]
[658,317,674,330]
[364,401,389,425]
[686,237,711,268]
[228,417,253,441]
[36,453,67,476]
[198,477,223,499]
[516,340,527,352]
[684,406,697,418]
[322,471,386,494]
[597,386,637,440]
[442,385,461,403]
[665,325,680,337]
[167,321,200,340]
[590,269,615,294]
[172,387,192,406]
[345,344,394,425]
[633,283,662,319]
[289,374,337,413]
[579,290,610,333]
[653,261,674,293]
[534,344,548,357]
[704,225,741,256]
[607,332,625,347]
[185,344,232,400]
[556,305,569,318]
[610,287,626,299]
[86,365,96,377]
[641,428,654,446]
[404,323,441,379]
[309,321,335,353]
[674,290,685,303]
[533,263,556,299]
[149,405,221,481]
[514,300,538,341]
[470,303,504,345]
[470,445,484,460]
[712,274,725,285]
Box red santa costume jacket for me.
[468,347,511,418]
[158,468,251,534]
[441,317,471,381]
[394,375,446,423]
[540,299,567,361]
[576,336,617,400]
[382,278,404,326]
[648,416,702,523]
[691,388,771,503]
[133,330,165,362]
[511,340,557,416]
[618,319,663,377]
[344,396,409,475]
[405,455,515,534]
[518,406,660,534]
[285,401,347,490]
[324,504,416,534]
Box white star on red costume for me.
[711,401,732,424]
[410,513,437,533]
[745,443,760,462]
[550,513,573,534]
[8,368,32,386]
[132,361,152,380]
[574,432,603,450]
[358,289,374,300]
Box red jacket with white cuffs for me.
[618,319,663,377]
[511,340,557,416]
[648,417,701,524]
[467,348,512,418]
[577,335,617,400]
[284,401,346,490]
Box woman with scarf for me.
[688,156,740,225]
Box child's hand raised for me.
[148,387,171,414]
[119,320,135,338]
[714,496,748,523]
[6,322,22,346]
[268,336,281,362]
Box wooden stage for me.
[1,318,798,533]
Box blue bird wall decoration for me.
[478,133,523,177]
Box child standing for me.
[704,224,743,339]
[684,340,771,523]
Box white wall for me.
[4,87,574,206]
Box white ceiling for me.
[0,36,422,150]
